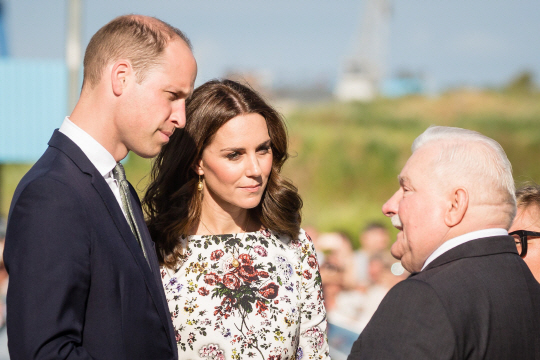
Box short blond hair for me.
[82,15,192,88]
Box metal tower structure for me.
[335,0,392,101]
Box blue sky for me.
[3,0,540,91]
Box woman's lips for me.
[241,185,261,192]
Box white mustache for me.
[391,214,403,228]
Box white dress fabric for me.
[161,228,330,360]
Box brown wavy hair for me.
[143,79,302,268]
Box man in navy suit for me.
[348,126,540,359]
[5,15,197,359]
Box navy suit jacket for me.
[348,236,540,360]
[5,130,177,359]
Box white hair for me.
[412,126,516,226]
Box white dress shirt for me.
[421,228,508,271]
[59,117,125,214]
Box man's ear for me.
[444,187,468,227]
[111,60,131,96]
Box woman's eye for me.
[226,152,240,160]
[258,146,271,154]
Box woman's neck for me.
[199,212,249,235]
[196,197,254,235]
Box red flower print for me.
[218,296,237,318]
[238,265,259,283]
[256,300,268,315]
[274,300,279,304]
[211,249,224,261]
[238,253,252,265]
[259,282,279,299]
[306,232,313,242]
[198,287,210,296]
[258,270,270,278]
[307,254,318,269]
[223,273,241,290]
[303,270,312,280]
[204,272,221,286]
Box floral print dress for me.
[161,228,330,360]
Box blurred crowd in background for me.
[306,223,407,359]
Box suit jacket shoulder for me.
[348,279,455,360]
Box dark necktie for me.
[112,163,149,266]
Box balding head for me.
[82,15,192,89]
[412,126,516,227]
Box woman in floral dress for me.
[144,79,329,360]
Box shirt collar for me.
[421,228,508,271]
[58,117,117,177]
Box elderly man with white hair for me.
[348,126,540,359]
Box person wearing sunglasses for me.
[509,183,540,282]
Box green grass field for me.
[2,90,540,248]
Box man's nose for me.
[382,189,401,217]
[170,100,186,129]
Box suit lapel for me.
[48,130,175,351]
[128,186,177,352]
[50,131,151,275]
[422,235,518,272]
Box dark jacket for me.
[348,236,540,359]
[5,130,177,359]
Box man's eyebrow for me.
[166,88,190,98]
[175,90,189,97]
[398,175,409,185]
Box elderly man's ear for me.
[444,188,469,227]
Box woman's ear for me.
[193,159,204,176]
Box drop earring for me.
[197,175,203,191]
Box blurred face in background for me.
[361,228,390,253]
[509,204,540,282]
